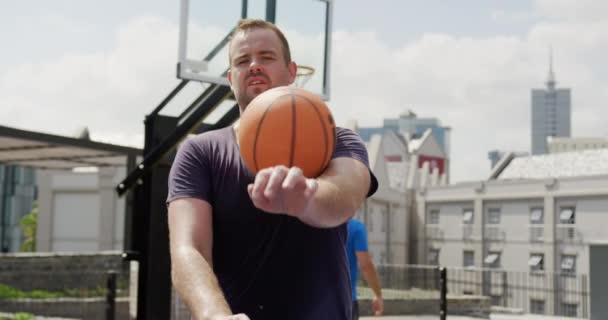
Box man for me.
[347,219,384,319]
[167,19,378,320]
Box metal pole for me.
[440,267,447,320]
[106,271,117,320]
[265,0,276,23]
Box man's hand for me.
[248,166,318,219]
[372,296,384,316]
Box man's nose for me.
[248,59,263,74]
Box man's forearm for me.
[362,266,383,299]
[299,178,361,228]
[172,247,232,319]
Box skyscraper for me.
[531,50,571,155]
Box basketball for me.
[237,86,336,178]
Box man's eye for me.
[236,59,248,65]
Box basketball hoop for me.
[293,65,315,89]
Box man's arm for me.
[300,157,371,227]
[168,198,247,320]
[356,251,384,315]
[248,157,371,228]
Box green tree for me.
[19,201,37,252]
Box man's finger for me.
[282,167,304,189]
[264,166,288,198]
[251,169,273,201]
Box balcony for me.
[484,225,506,242]
[556,224,582,243]
[528,225,544,242]
[426,225,444,240]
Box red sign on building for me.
[418,155,445,175]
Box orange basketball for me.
[238,86,336,178]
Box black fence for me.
[374,264,589,319]
[447,266,588,318]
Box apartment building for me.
[416,149,608,317]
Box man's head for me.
[228,19,297,111]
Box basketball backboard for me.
[177,0,333,100]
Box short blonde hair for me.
[228,19,292,65]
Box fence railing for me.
[374,264,589,319]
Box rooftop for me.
[497,149,608,180]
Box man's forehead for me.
[232,29,279,46]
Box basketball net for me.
[293,65,315,89]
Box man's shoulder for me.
[336,126,358,138]
[180,127,233,150]
[189,126,233,143]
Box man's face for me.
[228,28,297,111]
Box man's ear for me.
[227,69,233,85]
[288,62,297,84]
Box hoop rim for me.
[296,65,315,76]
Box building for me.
[416,149,608,317]
[36,167,128,251]
[357,110,451,160]
[348,120,449,265]
[531,52,571,155]
[0,165,36,252]
[0,125,140,253]
[548,136,608,154]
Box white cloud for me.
[0,16,179,147]
[1,7,607,183]
[329,17,608,182]
[534,0,608,21]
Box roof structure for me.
[496,149,608,180]
[0,125,141,170]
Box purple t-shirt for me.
[167,126,377,320]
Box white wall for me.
[36,167,127,252]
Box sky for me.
[1,0,607,183]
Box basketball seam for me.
[289,90,296,168]
[296,94,333,175]
[252,99,279,173]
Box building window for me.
[561,255,576,275]
[561,303,578,317]
[530,207,544,224]
[486,208,501,224]
[463,250,475,268]
[530,299,545,315]
[484,252,501,269]
[462,209,474,224]
[529,253,544,272]
[559,206,575,224]
[428,248,440,266]
[427,209,440,224]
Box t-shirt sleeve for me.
[166,137,212,204]
[353,221,369,252]
[333,128,379,197]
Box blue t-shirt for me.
[346,219,369,301]
[167,126,378,320]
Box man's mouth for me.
[246,74,269,87]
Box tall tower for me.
[531,49,571,155]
